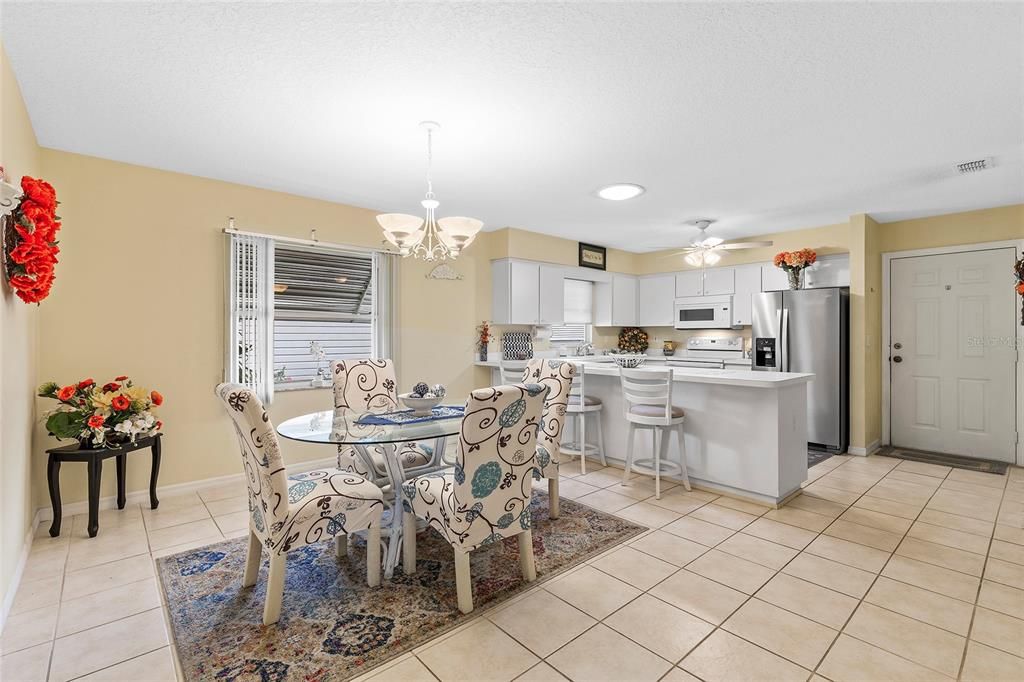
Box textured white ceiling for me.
[3,2,1022,250]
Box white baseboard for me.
[1,509,43,635]
[847,440,881,457]
[35,456,337,521]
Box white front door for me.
[890,247,1018,462]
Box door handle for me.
[893,356,903,363]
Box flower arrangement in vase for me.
[476,321,492,361]
[773,248,817,290]
[1,171,62,304]
[1015,255,1023,326]
[38,376,164,448]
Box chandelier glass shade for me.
[376,122,483,261]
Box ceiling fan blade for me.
[718,240,774,250]
[656,249,697,258]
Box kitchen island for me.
[478,359,813,506]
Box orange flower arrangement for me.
[773,248,818,271]
[38,375,164,448]
[2,174,62,304]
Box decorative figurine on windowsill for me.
[309,341,327,387]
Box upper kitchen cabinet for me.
[594,274,637,326]
[492,259,541,324]
[675,270,703,297]
[537,264,565,325]
[637,274,675,326]
[732,263,763,326]
[804,254,850,288]
[761,262,790,291]
[702,267,735,296]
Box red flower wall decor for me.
[2,173,62,304]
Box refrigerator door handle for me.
[781,308,789,372]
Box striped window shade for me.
[227,233,274,403]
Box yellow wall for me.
[32,150,498,506]
[880,205,1023,253]
[0,45,41,612]
[848,214,883,451]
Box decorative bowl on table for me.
[610,354,647,369]
[399,393,442,416]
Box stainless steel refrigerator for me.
[752,287,849,453]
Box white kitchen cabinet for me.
[492,259,541,324]
[732,263,762,326]
[594,274,638,326]
[637,274,675,326]
[804,254,850,288]
[537,264,565,325]
[675,270,703,298]
[761,263,790,292]
[702,267,735,296]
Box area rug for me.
[157,492,645,681]
[878,446,1009,474]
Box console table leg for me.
[87,457,102,538]
[116,454,127,509]
[149,437,161,509]
[48,455,62,537]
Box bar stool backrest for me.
[619,368,675,423]
[499,360,529,385]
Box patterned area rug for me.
[157,492,645,681]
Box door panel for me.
[890,248,1017,462]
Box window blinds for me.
[227,233,274,403]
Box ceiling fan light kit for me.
[676,219,773,268]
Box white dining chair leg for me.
[518,530,536,582]
[263,554,286,625]
[454,548,473,614]
[242,530,262,588]
[595,411,607,466]
[367,522,381,587]
[677,423,691,491]
[335,533,347,559]
[579,412,587,475]
[548,478,560,519]
[622,422,636,484]
[402,509,417,576]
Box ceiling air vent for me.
[956,158,993,174]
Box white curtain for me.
[374,251,398,361]
[226,233,274,403]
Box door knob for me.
[893,356,903,363]
[893,342,902,350]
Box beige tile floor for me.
[2,458,1023,681]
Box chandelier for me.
[376,121,483,261]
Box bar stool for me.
[561,363,606,474]
[619,367,690,499]
[499,359,528,385]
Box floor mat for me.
[808,450,834,468]
[878,446,1009,474]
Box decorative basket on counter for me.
[610,354,647,369]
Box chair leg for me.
[335,533,348,559]
[677,423,691,491]
[367,522,381,587]
[454,548,473,614]
[518,530,537,582]
[263,554,286,625]
[402,509,417,576]
[242,530,262,588]
[621,423,636,484]
[579,412,587,475]
[595,411,607,466]
[654,428,663,499]
[548,478,560,519]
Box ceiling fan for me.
[667,219,774,267]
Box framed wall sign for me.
[579,242,607,270]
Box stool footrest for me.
[629,458,683,477]
[560,442,601,457]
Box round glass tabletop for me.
[276,405,464,445]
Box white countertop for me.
[476,359,813,388]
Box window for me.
[226,233,394,401]
[549,279,593,346]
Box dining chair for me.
[215,383,384,625]
[523,358,576,518]
[331,359,435,480]
[618,368,690,499]
[562,363,606,474]
[402,383,547,614]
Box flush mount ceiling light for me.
[597,183,646,201]
[376,121,483,262]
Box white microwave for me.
[674,295,735,329]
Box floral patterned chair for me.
[401,383,548,614]
[331,359,435,481]
[523,359,576,518]
[215,383,384,625]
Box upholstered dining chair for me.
[523,358,576,518]
[401,383,548,614]
[331,359,435,481]
[215,383,384,625]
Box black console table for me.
[46,433,162,538]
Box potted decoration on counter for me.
[1015,255,1024,325]
[38,376,164,448]
[773,248,817,290]
[476,320,492,362]
[0,168,62,304]
[618,327,649,354]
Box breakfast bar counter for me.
[477,359,813,505]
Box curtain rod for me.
[223,221,400,256]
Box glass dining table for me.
[276,406,464,578]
